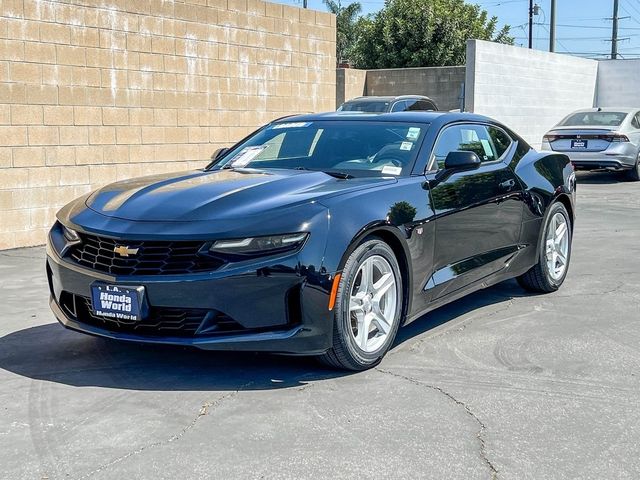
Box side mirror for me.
[428,151,481,188]
[444,151,481,171]
[211,147,230,161]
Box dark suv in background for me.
[337,95,438,113]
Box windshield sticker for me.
[400,141,413,151]
[406,127,421,140]
[272,122,312,129]
[381,165,402,175]
[229,146,267,167]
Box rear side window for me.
[401,100,437,112]
[561,111,627,127]
[632,112,640,129]
[413,100,437,111]
[487,126,512,158]
[390,101,409,113]
[339,101,390,113]
[430,124,511,170]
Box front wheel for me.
[517,202,572,293]
[318,239,403,371]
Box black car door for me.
[425,123,523,301]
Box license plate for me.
[91,284,144,321]
[571,139,587,149]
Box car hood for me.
[85,168,396,222]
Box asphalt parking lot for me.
[1,171,639,480]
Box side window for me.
[632,112,640,129]
[390,101,408,112]
[487,126,513,159]
[412,100,436,111]
[430,124,500,170]
[404,100,419,111]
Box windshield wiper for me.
[294,166,352,179]
[323,170,353,179]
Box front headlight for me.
[209,233,308,256]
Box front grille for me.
[60,292,247,338]
[67,233,224,275]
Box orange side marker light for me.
[328,273,342,311]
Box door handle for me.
[499,179,516,191]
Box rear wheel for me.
[517,202,572,293]
[318,239,403,371]
[625,152,640,181]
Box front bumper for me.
[46,238,334,355]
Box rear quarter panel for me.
[511,145,576,264]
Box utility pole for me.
[611,0,619,59]
[549,0,556,52]
[528,0,534,49]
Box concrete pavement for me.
[1,171,639,479]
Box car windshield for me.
[560,111,628,127]
[338,101,390,113]
[210,121,429,177]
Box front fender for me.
[318,178,432,273]
[318,177,436,320]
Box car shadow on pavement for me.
[0,280,530,392]
[394,278,532,345]
[575,171,628,184]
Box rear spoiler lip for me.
[546,127,619,134]
[544,129,623,139]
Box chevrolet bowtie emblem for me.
[113,245,139,257]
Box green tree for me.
[352,0,513,69]
[324,0,362,65]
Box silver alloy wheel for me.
[545,212,570,281]
[348,255,398,353]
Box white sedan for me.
[542,107,640,181]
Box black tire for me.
[517,202,572,293]
[318,238,403,371]
[625,155,640,181]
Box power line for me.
[533,22,640,30]
[513,36,621,41]
[621,0,640,23]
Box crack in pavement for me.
[376,367,498,480]
[75,383,251,480]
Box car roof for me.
[345,95,434,103]
[271,111,495,125]
[568,107,638,114]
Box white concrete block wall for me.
[596,59,640,107]
[465,40,598,148]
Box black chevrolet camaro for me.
[47,112,576,370]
